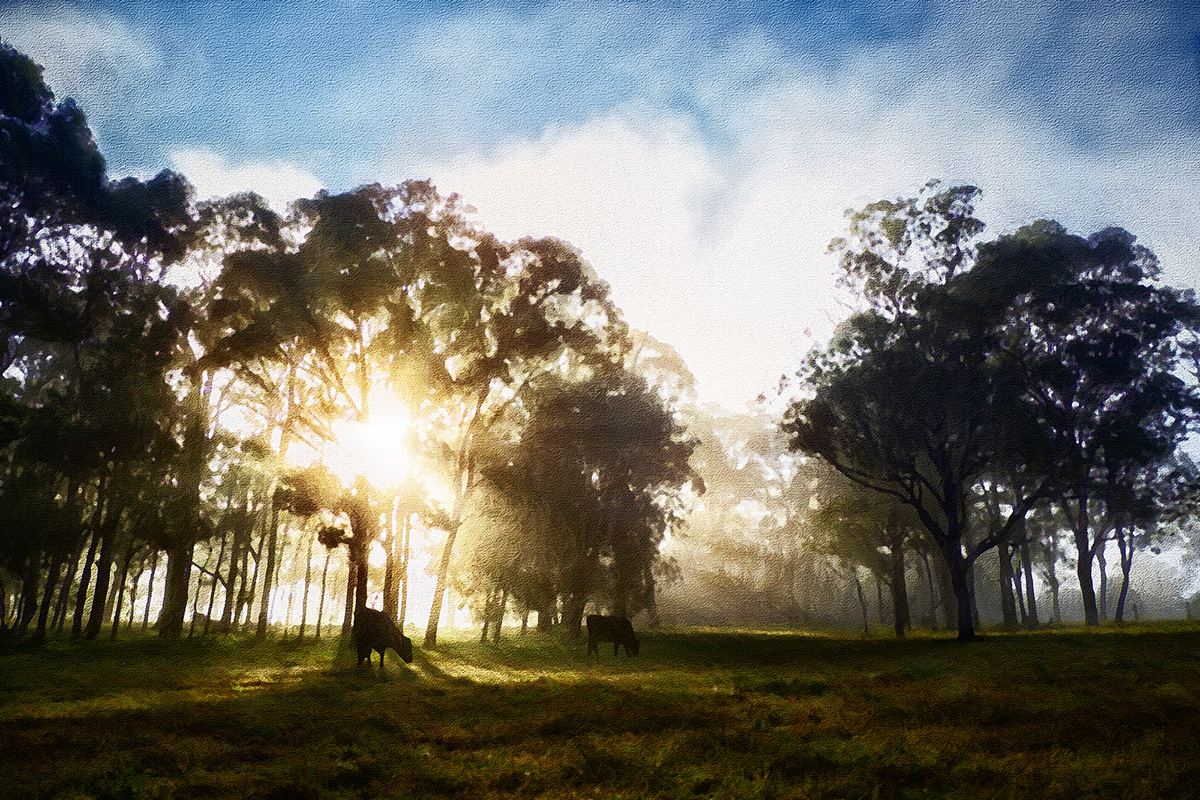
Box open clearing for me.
[3,625,1200,799]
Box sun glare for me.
[283,389,418,491]
[322,410,414,489]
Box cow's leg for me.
[587,637,597,656]
[613,642,619,657]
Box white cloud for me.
[169,148,324,211]
[407,2,1200,411]
[0,3,160,117]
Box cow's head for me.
[395,632,414,663]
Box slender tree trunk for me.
[205,532,226,633]
[888,526,910,636]
[1097,540,1109,622]
[918,549,937,629]
[493,588,508,644]
[299,535,313,639]
[220,525,243,629]
[1021,542,1039,628]
[1012,562,1027,623]
[71,531,100,638]
[256,503,281,638]
[852,572,869,635]
[383,498,399,620]
[425,524,459,649]
[16,555,40,635]
[189,545,211,637]
[240,529,259,627]
[84,508,123,640]
[341,555,357,641]
[937,556,956,632]
[32,555,63,642]
[943,519,976,642]
[109,546,133,639]
[399,514,410,627]
[875,578,886,627]
[51,547,80,633]
[998,543,1018,625]
[142,551,158,630]
[480,589,494,643]
[562,592,586,639]
[125,558,145,634]
[1071,498,1100,626]
[1114,525,1135,623]
[316,547,331,640]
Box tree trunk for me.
[205,533,226,633]
[888,527,910,637]
[299,535,313,639]
[997,543,1018,625]
[562,592,586,640]
[316,547,331,640]
[937,556,956,632]
[1071,498,1100,626]
[1021,542,1039,628]
[341,556,357,641]
[399,514,410,627]
[142,551,158,630]
[109,545,134,639]
[383,498,399,620]
[157,541,195,639]
[424,524,459,649]
[493,588,508,644]
[1114,525,1135,623]
[84,509,123,640]
[943,527,976,642]
[256,503,281,638]
[852,572,869,635]
[220,523,244,629]
[51,543,82,633]
[480,589,495,643]
[71,531,100,638]
[32,555,63,642]
[160,371,211,640]
[918,549,937,629]
[1096,540,1109,622]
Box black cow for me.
[353,607,413,671]
[586,614,640,657]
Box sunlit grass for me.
[3,624,1200,798]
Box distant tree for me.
[955,221,1200,625]
[787,183,1200,639]
[785,183,1045,641]
[470,366,698,637]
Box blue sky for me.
[3,0,1199,409]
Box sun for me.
[284,389,417,491]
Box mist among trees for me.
[4,40,1200,651]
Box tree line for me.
[780,181,1200,640]
[3,40,1199,649]
[0,42,698,647]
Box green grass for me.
[4,624,1200,799]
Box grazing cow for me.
[586,614,640,657]
[353,607,413,671]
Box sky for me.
[3,0,1199,410]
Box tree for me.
[956,221,1200,625]
[468,366,698,637]
[786,183,1200,639]
[785,183,1045,641]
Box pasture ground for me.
[3,624,1200,799]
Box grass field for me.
[3,624,1200,799]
